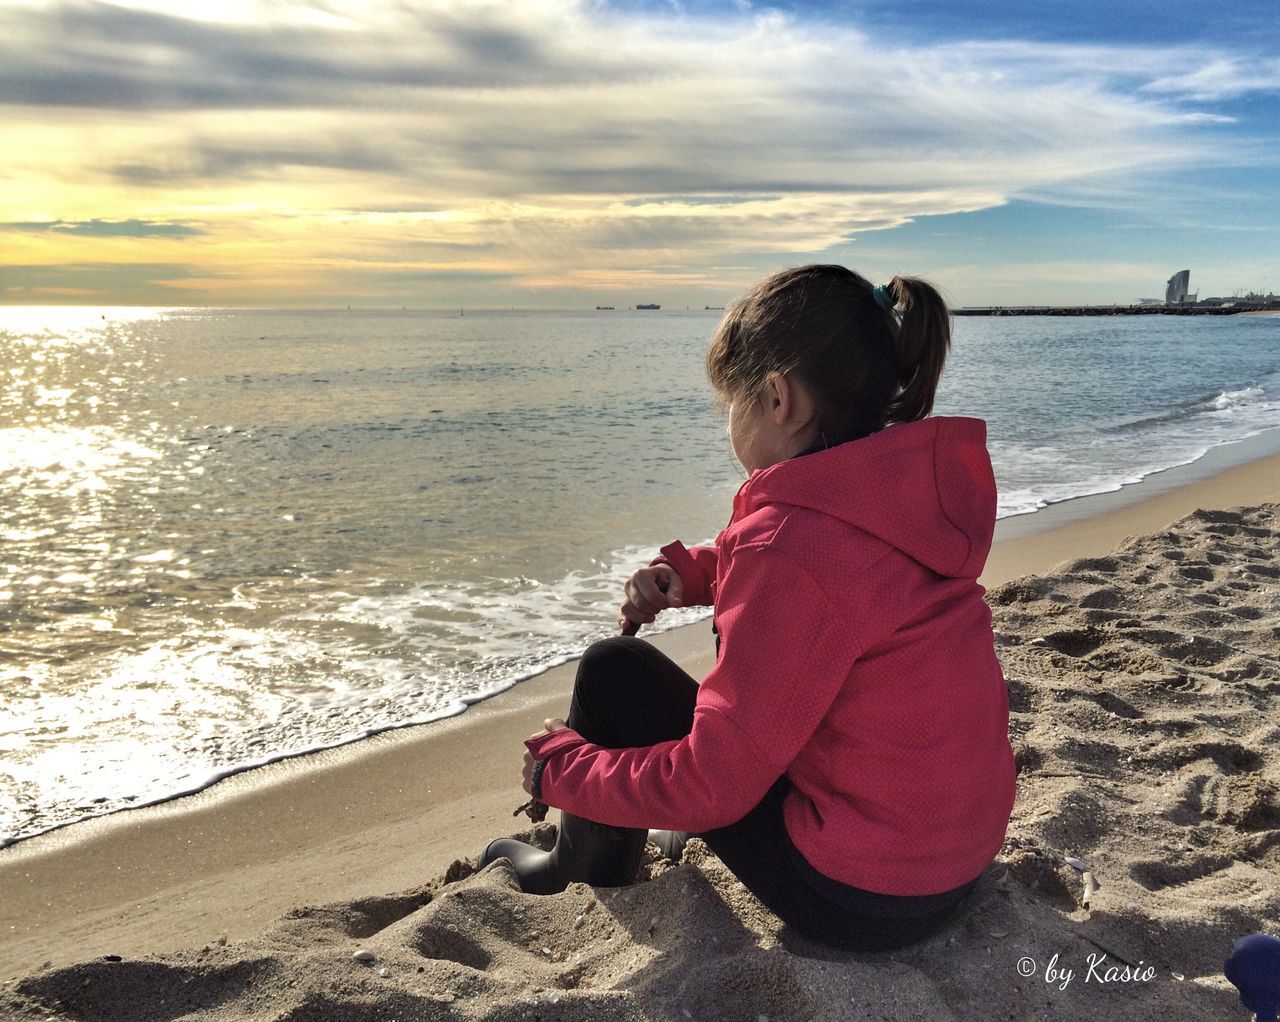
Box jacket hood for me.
[732,416,996,579]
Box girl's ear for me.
[761,373,788,422]
[764,372,814,428]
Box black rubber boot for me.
[479,812,646,895]
[647,829,691,862]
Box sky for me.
[2,0,1278,308]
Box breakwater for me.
[955,303,1280,317]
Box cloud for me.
[2,0,1277,303]
[1141,56,1280,102]
[1,218,204,237]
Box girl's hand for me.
[522,717,567,795]
[619,564,683,632]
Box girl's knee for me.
[583,635,648,658]
[570,636,697,746]
[578,636,652,686]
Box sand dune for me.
[5,505,1278,1021]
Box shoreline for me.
[984,425,1280,582]
[3,432,1280,983]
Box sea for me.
[3,307,1279,846]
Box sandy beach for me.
[3,440,1279,1020]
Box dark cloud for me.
[0,1,658,110]
[0,262,204,301]
[623,194,784,207]
[438,20,546,68]
[345,203,448,215]
[346,267,519,285]
[1,219,204,238]
[111,143,406,184]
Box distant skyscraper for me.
[1166,269,1191,305]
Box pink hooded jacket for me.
[525,416,1016,895]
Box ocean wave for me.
[1103,384,1270,434]
[289,539,716,691]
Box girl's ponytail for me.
[884,275,951,424]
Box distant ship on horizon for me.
[636,303,660,310]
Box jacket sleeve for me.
[649,540,717,607]
[526,545,861,831]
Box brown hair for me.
[705,265,951,445]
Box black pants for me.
[564,636,978,952]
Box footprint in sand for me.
[1129,854,1235,892]
[1005,676,1036,712]
[1170,740,1264,774]
[1176,563,1216,582]
[1195,773,1280,832]
[1079,689,1142,719]
[1079,586,1124,609]
[412,924,494,971]
[1039,627,1109,657]
[1063,556,1123,575]
[1161,771,1279,831]
[1162,673,1201,693]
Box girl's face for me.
[723,374,822,474]
[726,393,771,474]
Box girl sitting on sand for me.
[479,264,1016,951]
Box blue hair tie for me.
[872,283,894,311]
